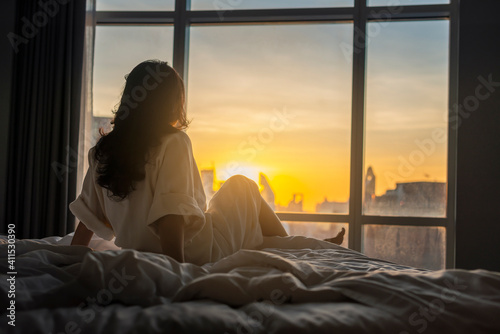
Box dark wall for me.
[0,0,16,226]
[456,0,500,270]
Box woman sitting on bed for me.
[70,60,345,265]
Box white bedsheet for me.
[1,234,500,333]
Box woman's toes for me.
[324,228,346,245]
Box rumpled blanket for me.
[1,235,499,333]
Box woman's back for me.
[70,131,207,255]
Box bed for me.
[1,234,500,333]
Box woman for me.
[70,60,345,265]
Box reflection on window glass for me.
[363,20,449,218]
[96,0,175,11]
[92,26,173,144]
[363,224,446,270]
[283,222,349,248]
[368,0,449,6]
[188,24,353,214]
[191,0,353,11]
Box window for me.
[187,24,352,214]
[92,25,174,140]
[363,20,449,218]
[89,0,458,269]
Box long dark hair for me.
[94,60,189,200]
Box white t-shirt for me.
[70,130,263,265]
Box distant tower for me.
[365,166,376,205]
[259,173,275,210]
[288,193,303,212]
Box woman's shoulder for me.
[161,129,192,148]
[151,130,193,161]
[172,129,191,141]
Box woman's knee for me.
[224,175,258,191]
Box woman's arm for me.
[155,215,185,263]
[71,222,94,247]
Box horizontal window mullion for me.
[276,213,350,223]
[365,4,450,21]
[187,7,354,24]
[360,215,448,227]
[96,7,452,25]
[96,11,175,24]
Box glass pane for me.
[191,0,353,11]
[363,20,449,217]
[96,0,175,11]
[362,224,446,270]
[283,222,349,248]
[368,0,449,5]
[92,26,173,144]
[188,24,353,213]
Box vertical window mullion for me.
[173,0,189,81]
[446,0,459,268]
[349,0,367,252]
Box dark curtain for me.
[4,0,87,238]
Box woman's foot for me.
[324,227,345,245]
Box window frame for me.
[94,0,459,268]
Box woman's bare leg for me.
[258,196,346,244]
[258,197,288,237]
[324,228,346,245]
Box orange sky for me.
[93,21,449,212]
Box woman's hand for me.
[155,215,185,263]
[71,222,94,247]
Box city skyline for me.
[197,162,445,216]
